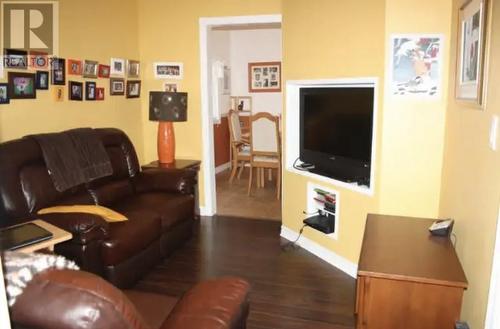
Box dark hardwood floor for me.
[134,216,356,329]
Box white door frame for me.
[199,14,282,216]
[485,204,500,329]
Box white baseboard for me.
[215,162,231,175]
[280,225,358,278]
[198,206,214,216]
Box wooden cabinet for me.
[356,214,468,329]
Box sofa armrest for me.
[11,269,148,329]
[37,212,109,244]
[161,277,250,329]
[134,169,197,195]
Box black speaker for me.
[149,92,188,122]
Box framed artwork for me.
[126,80,141,98]
[35,71,49,90]
[154,62,183,79]
[98,64,110,78]
[248,61,281,93]
[83,60,98,78]
[53,86,65,102]
[127,60,140,78]
[164,82,178,92]
[110,58,125,76]
[69,81,83,101]
[96,87,105,100]
[110,78,125,95]
[389,34,443,97]
[4,49,28,69]
[85,81,96,101]
[0,83,9,104]
[68,59,82,75]
[8,72,36,99]
[29,51,48,69]
[51,58,66,85]
[456,0,488,106]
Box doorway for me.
[199,15,282,220]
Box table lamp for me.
[149,91,188,164]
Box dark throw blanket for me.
[31,128,113,192]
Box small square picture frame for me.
[35,71,49,90]
[51,58,66,85]
[110,78,125,95]
[83,60,98,79]
[4,49,28,70]
[8,72,37,99]
[69,81,83,101]
[0,83,10,104]
[53,86,65,102]
[85,81,96,101]
[126,80,141,98]
[127,60,140,78]
[164,82,178,92]
[96,87,105,100]
[110,58,126,77]
[68,59,83,76]
[154,62,183,79]
[29,51,49,69]
[98,64,110,78]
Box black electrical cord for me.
[281,224,307,252]
[293,157,312,171]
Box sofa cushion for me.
[112,192,194,232]
[101,210,161,266]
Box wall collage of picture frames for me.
[0,49,142,104]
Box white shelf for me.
[307,182,339,240]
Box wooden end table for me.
[11,220,72,253]
[142,159,202,217]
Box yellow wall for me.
[378,0,452,218]
[439,0,500,327]
[281,0,385,263]
[0,0,144,160]
[282,0,453,264]
[137,0,282,207]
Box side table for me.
[6,220,72,253]
[142,159,202,217]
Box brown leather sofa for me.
[10,268,250,329]
[0,128,197,288]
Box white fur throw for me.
[2,251,79,306]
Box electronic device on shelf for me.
[299,86,375,185]
[0,223,53,251]
[429,219,454,237]
[303,214,335,234]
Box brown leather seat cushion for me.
[124,290,178,329]
[113,192,194,232]
[101,210,162,265]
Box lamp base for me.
[158,121,175,164]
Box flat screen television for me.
[299,86,374,185]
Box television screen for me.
[300,86,374,183]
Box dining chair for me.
[247,112,281,199]
[228,110,250,183]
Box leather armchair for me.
[11,269,250,329]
